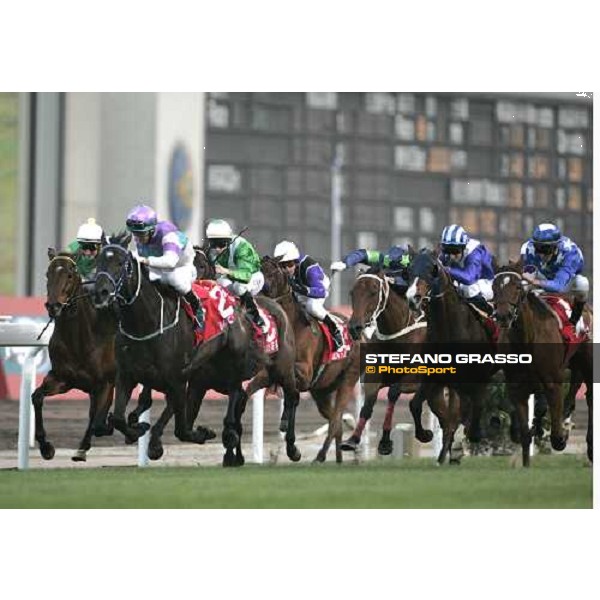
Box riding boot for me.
[241,292,266,330]
[569,299,585,327]
[468,293,494,317]
[324,314,345,351]
[183,290,205,331]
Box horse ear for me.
[121,232,132,248]
[48,247,57,261]
[432,245,441,259]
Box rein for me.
[356,272,416,340]
[97,245,181,341]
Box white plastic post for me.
[18,348,39,470]
[528,394,534,457]
[137,406,151,467]
[252,389,265,464]
[429,406,443,457]
[354,382,369,458]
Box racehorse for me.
[260,256,361,463]
[340,268,429,455]
[31,249,152,461]
[406,248,498,464]
[492,261,593,465]
[145,247,302,466]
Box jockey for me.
[275,240,345,351]
[67,218,104,281]
[521,223,589,327]
[205,219,266,331]
[125,204,205,331]
[331,244,411,290]
[439,224,495,316]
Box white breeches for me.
[537,272,589,301]
[297,276,331,320]
[148,263,197,295]
[457,279,493,301]
[217,271,265,297]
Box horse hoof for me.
[449,458,461,465]
[340,436,359,452]
[40,442,55,460]
[71,450,87,462]
[313,453,326,464]
[287,447,301,462]
[195,426,216,443]
[587,446,593,463]
[416,430,434,443]
[222,429,239,449]
[551,435,567,452]
[148,444,164,461]
[137,422,151,435]
[378,440,393,456]
[223,452,237,467]
[235,453,245,467]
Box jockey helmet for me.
[532,223,561,245]
[206,219,233,239]
[76,218,103,244]
[440,224,469,253]
[274,240,300,263]
[126,204,157,234]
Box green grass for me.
[0,455,591,508]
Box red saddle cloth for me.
[483,317,500,344]
[182,280,237,346]
[250,306,279,355]
[542,295,589,355]
[318,318,353,365]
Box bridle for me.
[492,270,527,329]
[46,255,89,314]
[95,244,180,340]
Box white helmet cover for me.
[206,219,233,239]
[77,218,103,243]
[274,240,300,262]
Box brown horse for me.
[32,249,152,461]
[261,256,361,463]
[406,249,498,464]
[340,268,429,454]
[492,262,593,465]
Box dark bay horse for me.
[261,256,361,463]
[32,249,151,461]
[92,236,211,450]
[340,268,429,455]
[151,248,301,466]
[492,262,593,464]
[406,249,498,464]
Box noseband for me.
[492,271,526,328]
[95,244,141,306]
[46,255,88,312]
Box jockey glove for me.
[291,281,310,296]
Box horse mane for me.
[496,262,553,320]
[108,229,132,248]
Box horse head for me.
[492,260,526,328]
[45,248,82,318]
[406,248,448,312]
[348,268,389,341]
[260,255,290,299]
[93,231,139,309]
[193,245,216,280]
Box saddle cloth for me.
[318,315,353,365]
[542,295,590,357]
[250,306,279,355]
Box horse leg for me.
[545,382,568,452]
[148,404,174,461]
[31,371,69,460]
[437,389,458,465]
[112,374,147,443]
[127,385,153,427]
[409,384,434,443]
[318,381,356,464]
[378,383,400,456]
[222,387,242,467]
[341,381,381,452]
[72,383,112,462]
[507,384,533,467]
[186,384,215,442]
[281,377,301,463]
